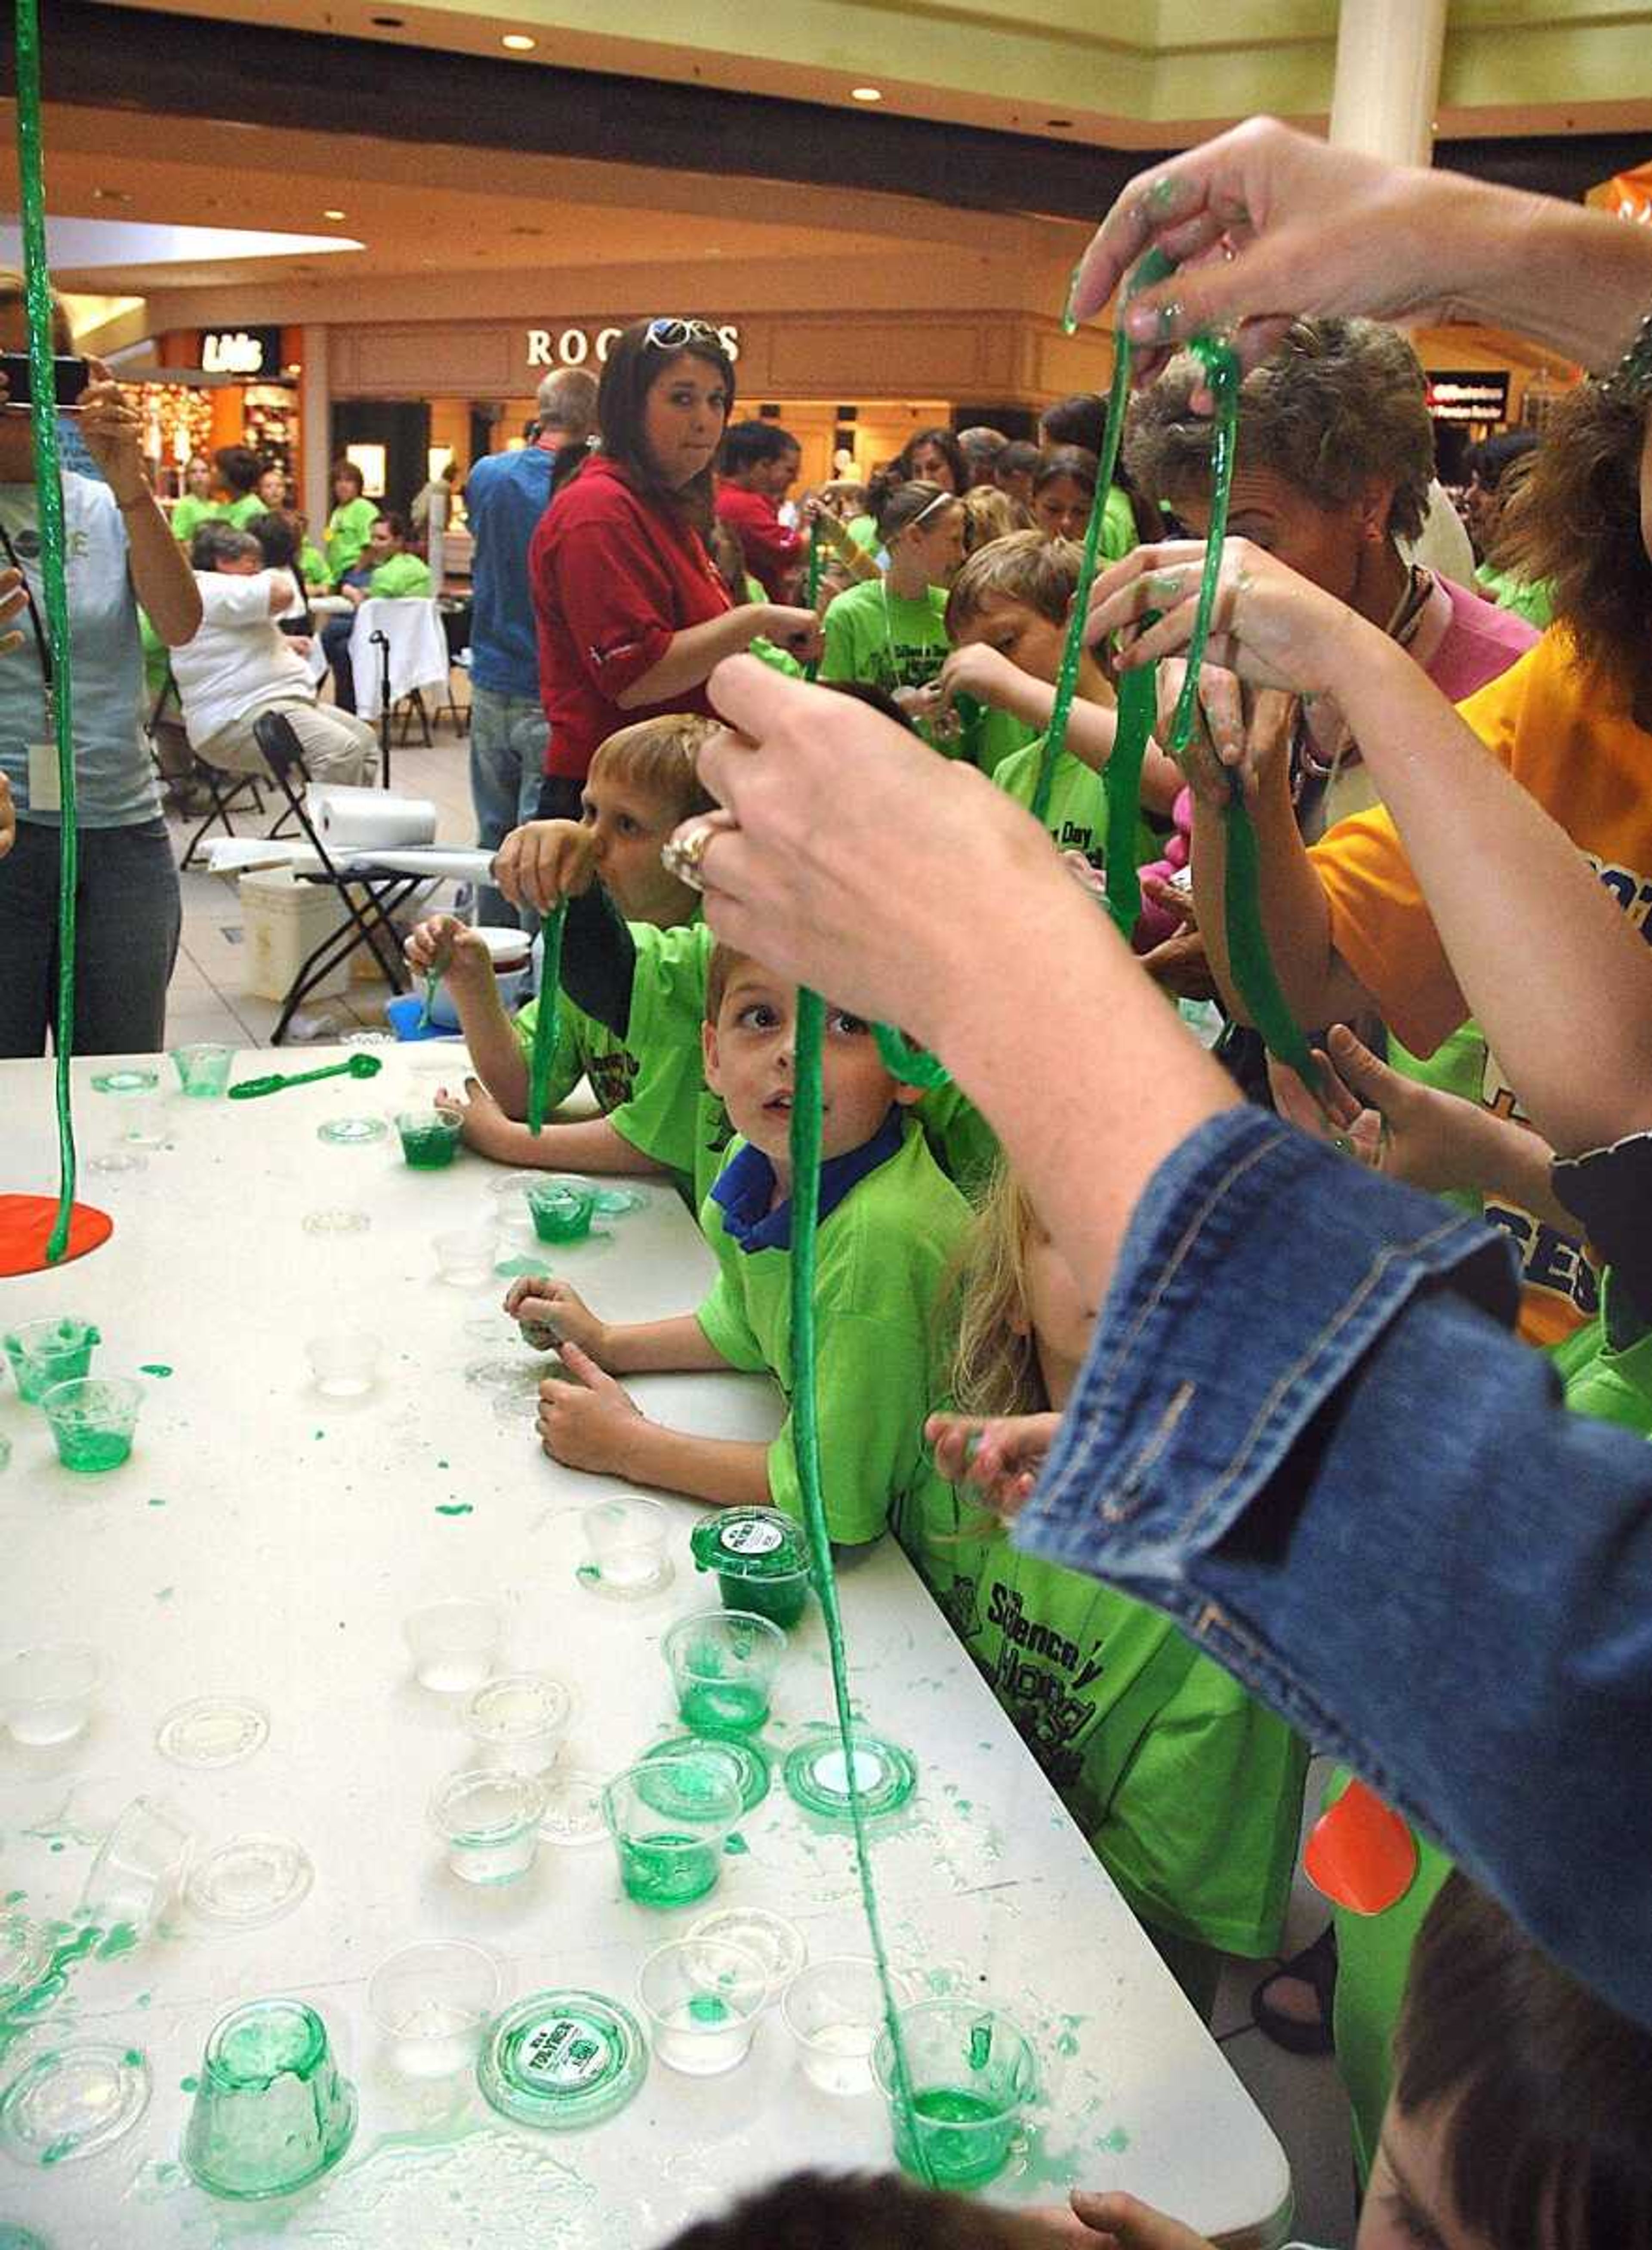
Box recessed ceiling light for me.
[322,208,346,221]
[370,13,404,24]
[501,32,536,49]
[850,85,882,102]
[92,186,131,202]
[1045,117,1073,129]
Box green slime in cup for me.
[894,2087,1016,2189]
[398,1119,461,1169]
[678,1681,768,1736]
[615,1834,721,1909]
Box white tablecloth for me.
[0,1051,1292,2247]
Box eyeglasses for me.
[644,318,725,352]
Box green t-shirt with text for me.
[820,579,956,752]
[898,1464,1307,1954]
[694,1121,970,1545]
[995,732,1106,866]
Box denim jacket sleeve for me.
[1016,1106,1652,2031]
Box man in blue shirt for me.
[464,367,596,928]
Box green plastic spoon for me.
[228,1054,385,1100]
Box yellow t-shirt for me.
[1309,631,1652,1346]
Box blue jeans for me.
[468,684,549,932]
[1016,1105,1652,2031]
[0,817,182,1057]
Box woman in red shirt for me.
[528,319,821,816]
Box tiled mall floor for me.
[160,710,1360,2245]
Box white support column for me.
[1328,0,1447,168]
[300,324,331,534]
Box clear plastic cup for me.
[396,1109,462,1170]
[182,1999,357,2201]
[40,1377,144,1473]
[636,1936,767,2076]
[369,1940,504,2077]
[578,1495,672,1597]
[873,1999,1039,2188]
[170,1042,236,1098]
[0,1642,105,1746]
[782,1956,915,2097]
[403,1597,502,1693]
[429,1769,546,1885]
[3,1315,99,1405]
[463,1672,572,1773]
[91,1067,165,1148]
[525,1177,597,1243]
[78,1794,195,1939]
[432,1228,497,1288]
[686,1906,807,2007]
[306,1331,382,1399]
[602,1753,742,1910]
[663,1609,786,1735]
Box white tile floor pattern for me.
[160,712,1361,2244]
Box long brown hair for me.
[589,319,736,538]
[1498,384,1652,728]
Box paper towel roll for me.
[310,785,438,849]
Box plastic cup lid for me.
[478,1992,647,2129]
[89,1070,158,1095]
[317,1116,388,1146]
[0,1916,55,2002]
[690,1509,807,1578]
[641,1733,770,1814]
[465,1673,573,1746]
[687,1906,807,2001]
[156,1696,270,1769]
[0,2042,152,2167]
[783,1731,918,1821]
[185,1835,314,1930]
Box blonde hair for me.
[960,485,1035,554]
[945,529,1082,639]
[705,942,753,1025]
[0,268,74,354]
[946,1164,1045,1420]
[589,713,718,824]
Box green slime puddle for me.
[0,1923,106,2069]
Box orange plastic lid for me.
[1304,1778,1419,1917]
[0,1195,114,1277]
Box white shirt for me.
[171,568,314,748]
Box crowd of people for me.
[3,106,1652,2250]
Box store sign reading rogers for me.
[526,324,740,369]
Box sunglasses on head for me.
[644,318,725,352]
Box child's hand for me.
[436,1075,522,1160]
[0,771,14,861]
[1137,875,1218,1000]
[536,1344,642,1474]
[937,641,1021,711]
[924,1409,1063,1517]
[405,912,489,981]
[0,565,25,660]
[1272,1023,1490,1196]
[493,818,600,916]
[1060,850,1108,901]
[1028,2189,1215,2249]
[504,1276,611,1365]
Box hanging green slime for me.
[524,899,569,1134]
[789,987,928,2178]
[14,0,80,1264]
[1161,336,1321,1089]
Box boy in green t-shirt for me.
[324,460,379,583]
[510,945,970,1542]
[928,530,1183,866]
[409,715,716,1187]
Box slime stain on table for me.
[435,1503,474,1517]
[138,1364,171,1378]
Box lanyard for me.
[0,512,56,716]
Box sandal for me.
[1251,1923,1338,2055]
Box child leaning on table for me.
[404,714,715,1185]
[507,944,970,1543]
[900,1165,1306,2018]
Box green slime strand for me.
[1162,336,1322,1088]
[802,516,824,684]
[1103,643,1157,941]
[524,899,569,1135]
[789,989,928,2179]
[15,0,80,1264]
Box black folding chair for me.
[252,711,422,1044]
